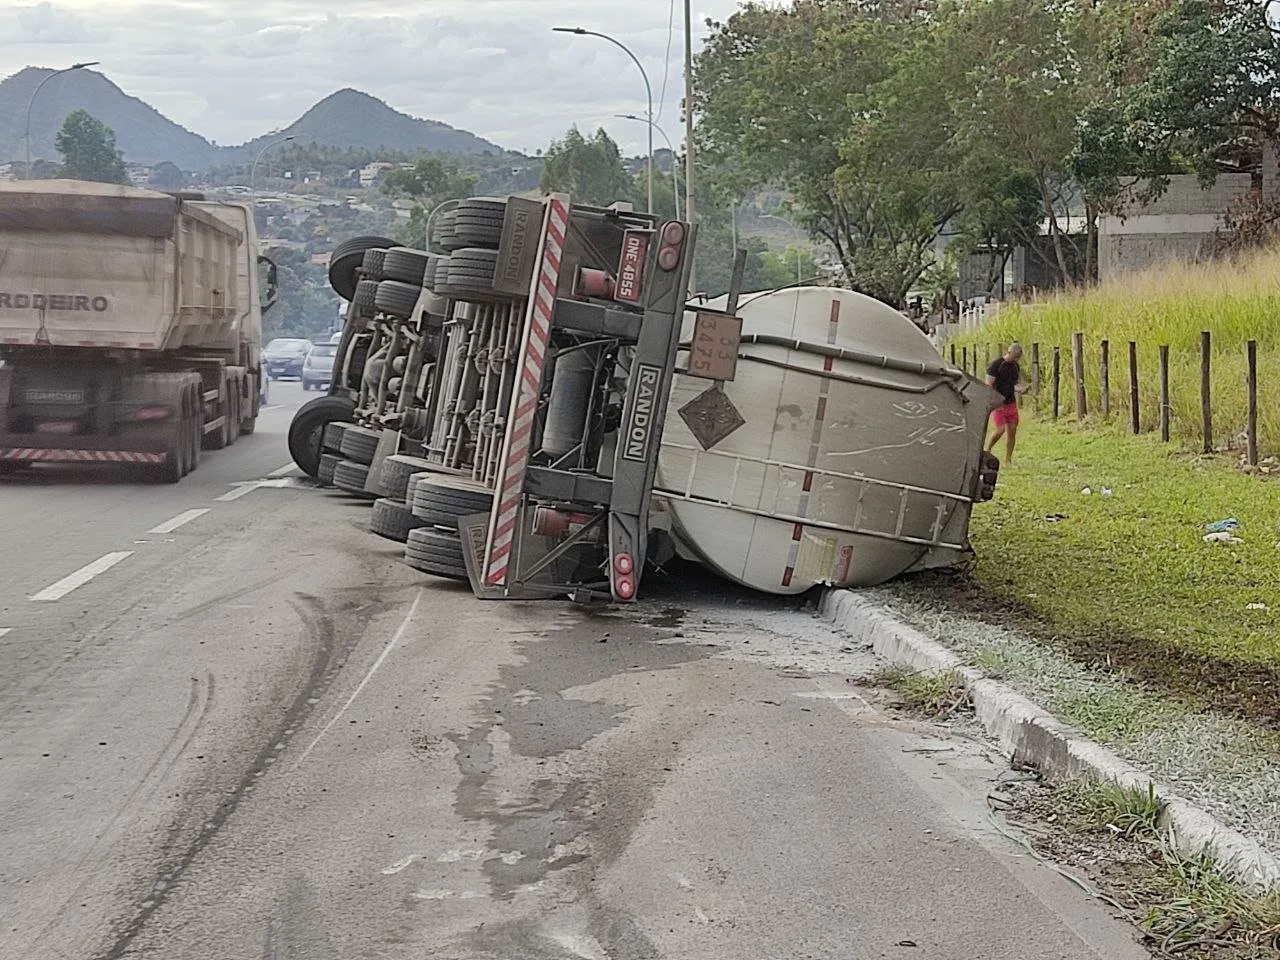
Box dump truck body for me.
[0,181,270,479]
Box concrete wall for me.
[1098,174,1255,280]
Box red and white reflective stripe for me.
[782,297,842,587]
[0,448,165,464]
[484,194,570,587]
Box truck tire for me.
[288,395,357,477]
[361,247,388,281]
[225,383,240,446]
[240,378,258,435]
[338,425,381,466]
[454,199,507,248]
[379,454,436,502]
[433,209,459,252]
[353,279,379,312]
[323,421,349,453]
[333,459,373,495]
[374,280,422,319]
[409,476,493,523]
[329,235,398,300]
[383,247,431,286]
[317,452,341,486]
[371,498,428,542]
[422,254,443,290]
[436,249,500,301]
[404,528,470,580]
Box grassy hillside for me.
[952,250,1280,455]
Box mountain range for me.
[0,67,503,170]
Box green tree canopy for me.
[540,127,636,207]
[55,110,129,185]
[381,155,476,248]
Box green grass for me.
[1059,778,1165,841]
[949,248,1280,455]
[968,419,1280,673]
[868,665,970,718]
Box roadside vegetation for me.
[1003,777,1280,957]
[949,249,1280,454]
[868,665,970,719]
[923,419,1280,722]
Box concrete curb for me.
[819,589,1280,890]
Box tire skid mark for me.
[28,673,214,947]
[93,592,378,960]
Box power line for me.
[656,0,677,123]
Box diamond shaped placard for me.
[678,386,746,451]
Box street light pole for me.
[683,0,697,294]
[25,61,100,178]
[553,26,654,215]
[250,135,295,207]
[615,114,680,220]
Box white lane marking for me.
[146,508,210,535]
[31,552,133,602]
[215,482,262,502]
[269,462,299,477]
[294,589,424,768]
[0,628,10,641]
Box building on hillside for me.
[359,162,397,188]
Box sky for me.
[0,0,753,155]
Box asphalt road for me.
[0,380,1149,960]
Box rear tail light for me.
[133,406,171,421]
[614,553,634,576]
[657,221,686,272]
[613,552,637,601]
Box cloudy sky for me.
[1,0,753,154]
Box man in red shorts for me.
[985,342,1027,466]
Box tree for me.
[149,161,186,191]
[695,1,949,306]
[540,127,635,206]
[55,110,129,185]
[381,155,476,248]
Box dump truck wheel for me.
[317,452,341,487]
[338,425,381,466]
[333,459,373,495]
[370,498,428,542]
[374,280,422,319]
[328,235,398,300]
[288,395,357,477]
[404,528,469,580]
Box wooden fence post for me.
[1201,330,1212,453]
[1247,339,1259,466]
[962,345,968,376]
[1128,341,1140,434]
[1072,331,1087,419]
[950,342,956,366]
[1052,346,1061,419]
[1030,342,1040,396]
[1100,340,1110,417]
[1159,345,1171,442]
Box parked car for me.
[301,342,338,391]
[262,338,313,380]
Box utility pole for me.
[684,0,697,295]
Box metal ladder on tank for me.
[651,441,973,551]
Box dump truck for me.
[0,180,277,481]
[289,192,998,601]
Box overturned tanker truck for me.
[287,193,1000,601]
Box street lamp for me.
[250,135,295,206]
[25,61,100,178]
[615,114,680,220]
[760,213,804,286]
[553,26,654,215]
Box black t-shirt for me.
[986,358,1020,404]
